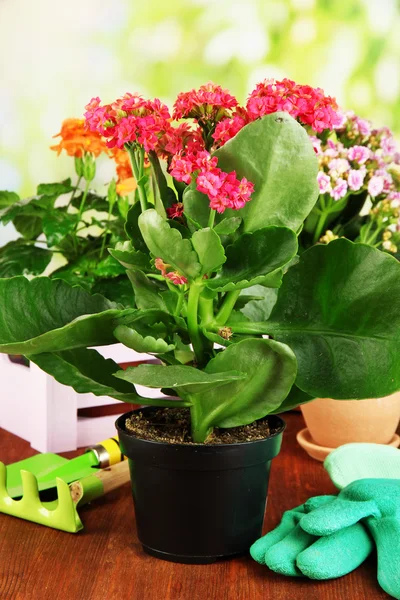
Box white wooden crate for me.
[0,344,162,453]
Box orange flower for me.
[50,118,108,158]
[112,148,140,196]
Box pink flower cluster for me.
[85,93,173,152]
[154,258,187,286]
[313,113,400,204]
[169,148,254,213]
[246,79,341,133]
[173,83,238,123]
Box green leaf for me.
[214,113,319,233]
[173,334,194,364]
[214,217,242,235]
[240,285,279,321]
[42,210,77,247]
[0,240,52,277]
[189,338,297,438]
[0,190,19,208]
[127,269,168,311]
[114,324,174,354]
[13,215,43,240]
[125,202,147,252]
[0,194,53,225]
[266,239,400,399]
[108,241,150,271]
[37,179,73,196]
[182,184,210,229]
[91,277,135,307]
[115,363,246,394]
[206,226,297,291]
[191,227,226,275]
[0,276,131,355]
[139,209,201,279]
[202,329,233,347]
[30,348,138,397]
[269,385,315,414]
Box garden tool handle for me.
[85,436,125,468]
[70,460,130,506]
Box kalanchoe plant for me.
[1,80,400,443]
[301,111,400,255]
[0,119,139,304]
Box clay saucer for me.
[296,427,400,462]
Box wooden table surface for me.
[0,412,389,600]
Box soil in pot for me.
[116,407,285,564]
[125,407,281,445]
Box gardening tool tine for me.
[20,470,42,508]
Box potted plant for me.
[1,80,400,563]
[297,111,400,457]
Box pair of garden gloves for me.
[250,444,400,599]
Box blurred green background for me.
[0,0,399,201]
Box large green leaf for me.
[13,215,43,240]
[269,385,315,414]
[191,227,226,275]
[0,241,52,277]
[205,226,297,291]
[182,184,210,229]
[114,324,174,354]
[30,348,138,397]
[214,112,319,233]
[127,269,168,311]
[108,241,150,270]
[139,209,201,279]
[266,239,400,399]
[0,191,19,209]
[240,285,279,321]
[115,363,246,394]
[214,217,242,235]
[125,202,147,252]
[0,277,132,354]
[42,209,77,247]
[189,338,297,439]
[36,179,73,196]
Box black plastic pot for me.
[116,408,286,564]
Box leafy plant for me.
[1,82,400,443]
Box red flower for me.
[173,82,238,124]
[166,202,184,219]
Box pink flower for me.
[154,258,169,276]
[166,272,188,285]
[328,158,350,175]
[310,136,322,155]
[212,109,249,147]
[169,154,195,184]
[355,117,371,137]
[173,83,238,122]
[389,191,400,207]
[196,170,224,198]
[368,176,384,198]
[381,135,397,155]
[166,202,184,219]
[317,172,332,193]
[330,178,348,201]
[246,78,340,132]
[347,145,371,165]
[347,169,366,191]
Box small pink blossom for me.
[196,170,224,198]
[330,178,348,201]
[212,109,249,147]
[169,155,195,184]
[154,258,169,276]
[166,202,184,219]
[317,172,332,193]
[347,145,371,165]
[381,135,397,155]
[347,169,366,191]
[328,158,350,175]
[173,83,238,122]
[368,176,384,198]
[355,117,371,137]
[310,136,322,155]
[389,191,400,207]
[166,272,188,285]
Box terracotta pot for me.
[301,394,400,448]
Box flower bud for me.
[74,156,84,177]
[107,179,117,207]
[83,153,96,181]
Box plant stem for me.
[215,290,240,325]
[187,282,205,365]
[148,150,170,205]
[137,396,192,408]
[312,210,329,245]
[199,296,214,326]
[211,321,270,335]
[174,290,184,316]
[68,175,82,207]
[208,209,216,228]
[127,146,148,212]
[100,204,113,258]
[72,179,90,253]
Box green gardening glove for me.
[250,495,373,578]
[300,479,400,600]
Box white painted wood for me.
[0,344,164,453]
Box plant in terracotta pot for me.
[297,112,400,457]
[1,80,400,563]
